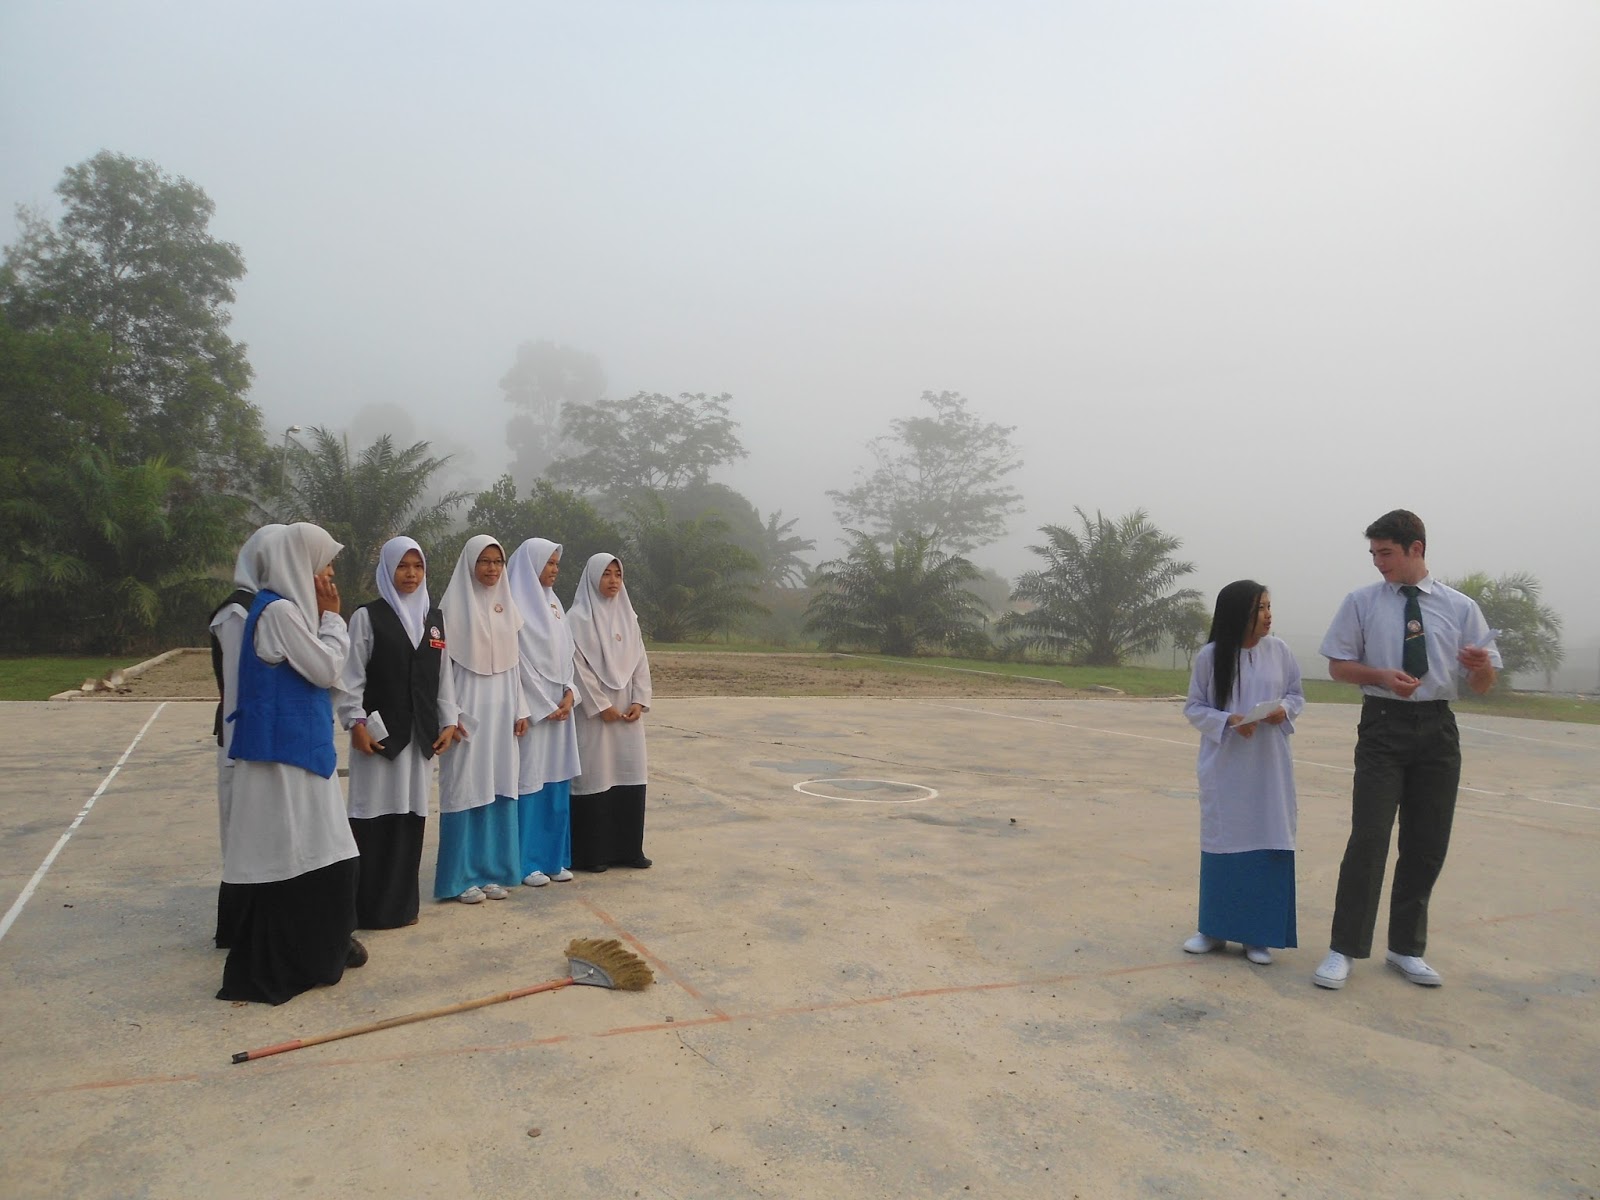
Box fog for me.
[5,1,1597,677]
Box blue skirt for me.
[434,796,520,898]
[1197,849,1297,948]
[518,781,572,877]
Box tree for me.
[827,390,1022,555]
[1000,508,1202,667]
[966,566,1015,618]
[280,427,467,603]
[547,391,746,504]
[805,530,989,656]
[1,151,263,478]
[1444,571,1564,681]
[500,340,606,487]
[1168,599,1210,670]
[756,508,816,588]
[462,475,624,607]
[622,493,763,642]
[0,448,242,653]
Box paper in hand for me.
[457,710,479,739]
[1470,628,1502,650]
[1236,698,1284,726]
[364,711,390,745]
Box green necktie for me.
[1400,585,1429,678]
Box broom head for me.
[566,937,654,990]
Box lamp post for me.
[279,424,303,491]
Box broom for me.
[230,937,653,1064]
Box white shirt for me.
[223,604,358,884]
[1319,575,1502,702]
[1184,637,1304,853]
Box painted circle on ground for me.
[792,778,938,804]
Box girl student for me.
[219,523,365,1004]
[1181,580,1305,966]
[335,536,459,929]
[434,535,531,904]
[207,522,281,950]
[567,553,653,873]
[505,538,581,887]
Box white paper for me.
[1236,698,1283,726]
[364,711,390,745]
[1470,628,1502,650]
[457,709,479,739]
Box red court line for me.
[577,895,729,1016]
[1475,906,1578,925]
[9,903,1583,1098]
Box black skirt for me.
[570,784,647,869]
[217,857,359,1005]
[350,813,425,929]
[214,881,248,949]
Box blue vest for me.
[226,590,338,778]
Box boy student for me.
[1313,510,1500,991]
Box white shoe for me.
[1183,933,1225,954]
[482,883,510,900]
[551,868,574,883]
[1244,945,1273,965]
[522,871,551,887]
[457,886,486,905]
[1313,949,1351,989]
[1385,951,1443,987]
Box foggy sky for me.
[4,1,1597,664]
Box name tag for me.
[430,638,446,649]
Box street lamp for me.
[279,424,303,490]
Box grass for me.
[649,644,1600,725]
[0,656,151,702]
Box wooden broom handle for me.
[232,977,573,1063]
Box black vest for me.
[361,598,445,761]
[208,587,256,745]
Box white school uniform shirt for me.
[334,602,461,820]
[1319,575,1502,702]
[1183,636,1304,854]
[224,604,358,884]
[506,538,582,794]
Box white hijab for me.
[506,538,574,686]
[375,535,430,648]
[233,523,285,591]
[255,523,343,628]
[568,552,645,691]
[440,534,521,675]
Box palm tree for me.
[1444,571,1564,681]
[756,508,816,588]
[0,448,241,652]
[804,530,988,656]
[1000,508,1201,667]
[280,427,467,602]
[622,493,763,642]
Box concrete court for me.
[0,696,1595,1200]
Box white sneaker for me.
[1313,949,1351,989]
[1183,933,1226,954]
[1385,951,1443,987]
[522,871,551,887]
[1244,945,1273,965]
[482,883,510,900]
[457,886,486,904]
[551,868,574,883]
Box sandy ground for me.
[92,646,1106,701]
[1,695,1595,1199]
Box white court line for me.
[920,700,1600,815]
[1458,722,1600,749]
[917,701,1196,749]
[0,703,167,946]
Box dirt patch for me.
[82,647,1093,700]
